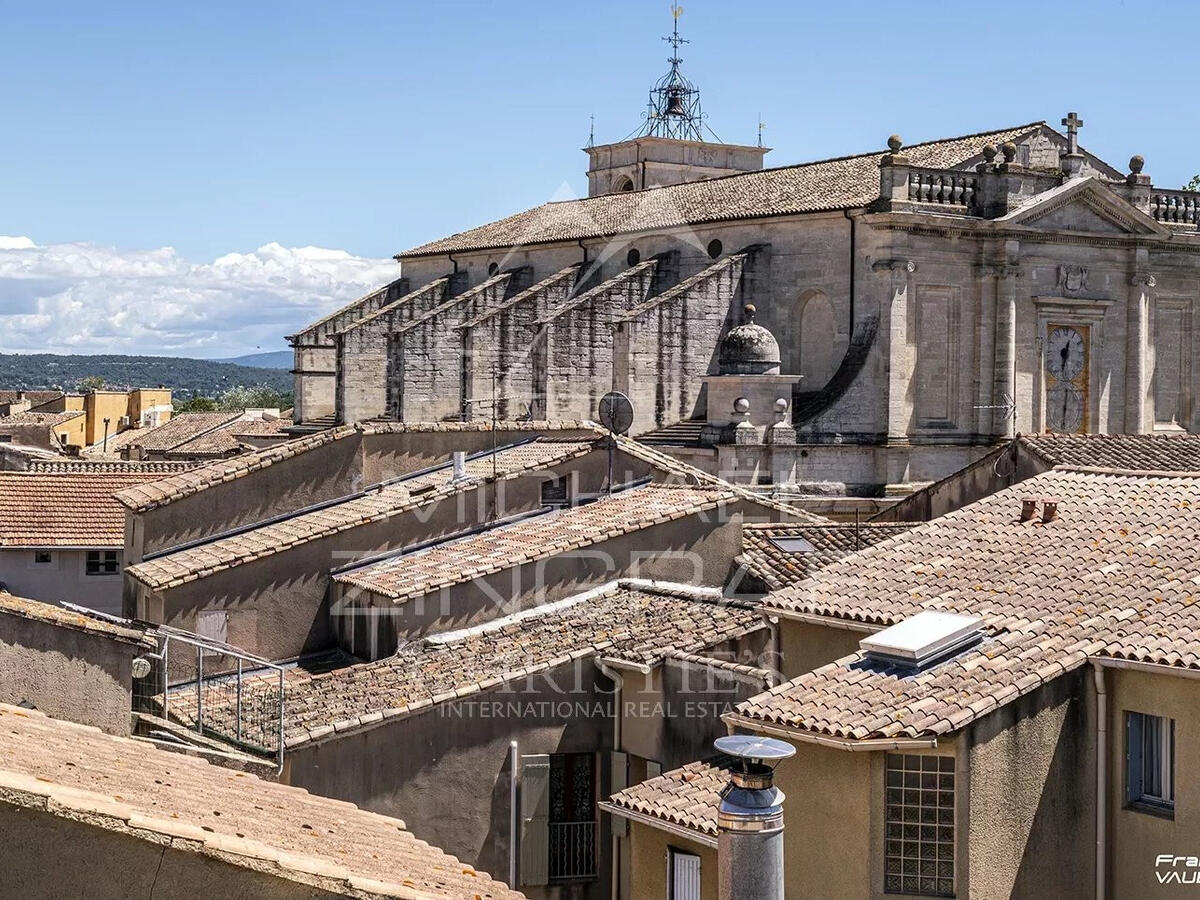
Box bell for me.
[664,90,687,118]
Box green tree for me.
[216,384,289,411]
[174,395,218,413]
[77,375,106,392]
[1185,175,1200,192]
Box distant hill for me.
[0,353,292,398]
[213,350,292,369]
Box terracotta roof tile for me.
[1019,432,1200,471]
[96,411,243,453]
[399,124,1045,257]
[0,704,524,898]
[333,484,738,602]
[0,470,168,547]
[0,410,85,429]
[736,468,1200,741]
[0,591,153,647]
[240,581,763,748]
[739,521,916,590]
[125,438,600,591]
[604,757,734,839]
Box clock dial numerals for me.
[1046,326,1085,381]
[1046,383,1085,433]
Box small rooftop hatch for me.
[860,610,983,670]
[767,535,816,554]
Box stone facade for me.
[292,119,1200,496]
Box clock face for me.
[1046,382,1085,433]
[1045,326,1085,381]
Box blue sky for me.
[0,0,1196,356]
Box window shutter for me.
[670,850,701,900]
[1126,712,1144,805]
[610,751,628,837]
[520,754,550,886]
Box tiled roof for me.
[603,757,734,840]
[0,470,167,547]
[256,581,762,748]
[0,390,63,405]
[125,439,600,591]
[0,704,524,899]
[333,484,738,601]
[102,411,243,453]
[116,421,598,513]
[168,415,292,457]
[27,459,196,475]
[1018,432,1200,471]
[739,521,917,590]
[0,410,85,429]
[399,124,1044,257]
[734,468,1200,742]
[0,591,153,647]
[116,425,359,512]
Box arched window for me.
[798,291,838,390]
[707,239,723,259]
[626,248,641,266]
[612,175,635,193]
[487,262,499,276]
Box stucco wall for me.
[776,618,871,681]
[0,548,124,615]
[627,821,717,900]
[966,669,1094,900]
[0,609,140,734]
[1107,667,1200,899]
[284,663,615,900]
[0,802,345,899]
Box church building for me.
[289,15,1200,500]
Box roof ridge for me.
[1051,464,1200,478]
[537,121,1049,208]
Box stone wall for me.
[538,258,666,421]
[463,265,582,421]
[391,268,532,423]
[335,277,456,425]
[616,249,761,433]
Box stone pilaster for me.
[992,263,1021,439]
[872,258,917,442]
[1127,270,1156,433]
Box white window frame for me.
[1127,711,1176,814]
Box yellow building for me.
[81,388,172,448]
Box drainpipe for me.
[843,210,857,334]
[596,659,624,900]
[509,740,519,887]
[447,252,459,274]
[1092,661,1107,900]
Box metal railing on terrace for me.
[132,624,285,771]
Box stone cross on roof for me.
[1062,111,1084,155]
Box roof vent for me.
[860,610,983,671]
[767,535,816,554]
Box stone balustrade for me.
[1150,189,1200,225]
[906,167,978,208]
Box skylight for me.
[860,611,983,671]
[767,535,816,554]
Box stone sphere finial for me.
[1001,142,1018,164]
[887,134,903,153]
[743,304,757,323]
[774,397,789,413]
[982,144,998,163]
[733,397,750,415]
[1129,154,1145,175]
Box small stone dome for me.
[718,305,781,375]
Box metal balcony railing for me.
[548,820,598,882]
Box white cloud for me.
[0,237,399,357]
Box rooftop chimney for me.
[1020,498,1037,522]
[715,735,794,900]
[1041,497,1060,523]
[451,451,467,481]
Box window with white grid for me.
[884,753,955,897]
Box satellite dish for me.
[597,391,634,435]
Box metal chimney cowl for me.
[714,735,794,900]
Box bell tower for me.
[585,4,769,197]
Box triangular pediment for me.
[999,177,1170,237]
